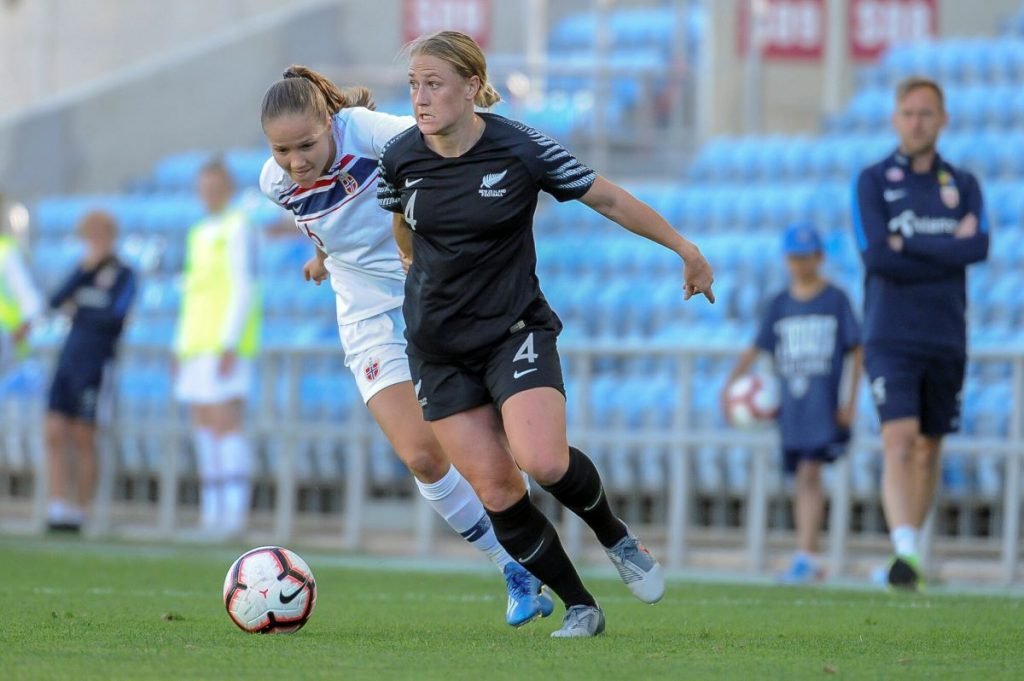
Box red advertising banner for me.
[849,0,938,60]
[738,0,826,60]
[402,0,492,48]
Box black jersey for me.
[377,113,596,360]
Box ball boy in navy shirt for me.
[723,223,862,583]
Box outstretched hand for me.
[683,252,715,303]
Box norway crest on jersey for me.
[338,172,359,195]
[363,357,381,382]
[938,169,959,209]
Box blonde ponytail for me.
[475,82,502,108]
[408,31,501,108]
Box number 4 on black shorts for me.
[487,328,565,408]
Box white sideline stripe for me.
[13,587,1024,611]
[5,539,1024,600]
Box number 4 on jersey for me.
[513,332,538,364]
[404,190,418,231]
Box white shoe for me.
[604,533,665,604]
[550,605,606,638]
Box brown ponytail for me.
[261,64,375,127]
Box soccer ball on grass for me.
[223,546,316,634]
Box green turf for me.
[1,537,1021,680]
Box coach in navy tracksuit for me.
[853,76,988,590]
[45,211,136,531]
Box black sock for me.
[542,447,628,549]
[487,494,596,608]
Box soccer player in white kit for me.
[258,65,553,627]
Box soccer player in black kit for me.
[378,31,715,637]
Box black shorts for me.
[864,347,966,437]
[48,360,112,423]
[409,323,565,422]
[782,441,847,476]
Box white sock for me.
[193,428,221,530]
[890,525,919,557]
[47,499,71,522]
[67,504,86,524]
[220,432,252,533]
[415,465,514,570]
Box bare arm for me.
[392,213,414,273]
[579,176,714,303]
[838,345,864,429]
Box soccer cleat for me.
[503,563,554,627]
[45,520,82,534]
[887,554,924,592]
[550,604,606,638]
[778,554,825,585]
[604,533,665,603]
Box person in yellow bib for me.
[0,198,44,374]
[173,159,261,538]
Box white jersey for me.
[260,107,415,324]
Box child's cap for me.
[783,222,823,256]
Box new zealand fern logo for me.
[479,169,508,198]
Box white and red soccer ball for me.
[223,546,317,634]
[725,373,780,429]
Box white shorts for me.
[175,354,252,405]
[339,307,411,404]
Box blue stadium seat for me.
[548,7,682,53]
[152,151,211,192]
[225,148,269,188]
[259,237,309,274]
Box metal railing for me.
[1,342,1020,583]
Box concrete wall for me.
[0,1,354,198]
[0,0,548,119]
[939,0,1022,37]
[0,0,314,118]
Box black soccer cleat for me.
[887,555,924,592]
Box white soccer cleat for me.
[604,533,665,604]
[550,604,606,638]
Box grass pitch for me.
[1,536,1021,680]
